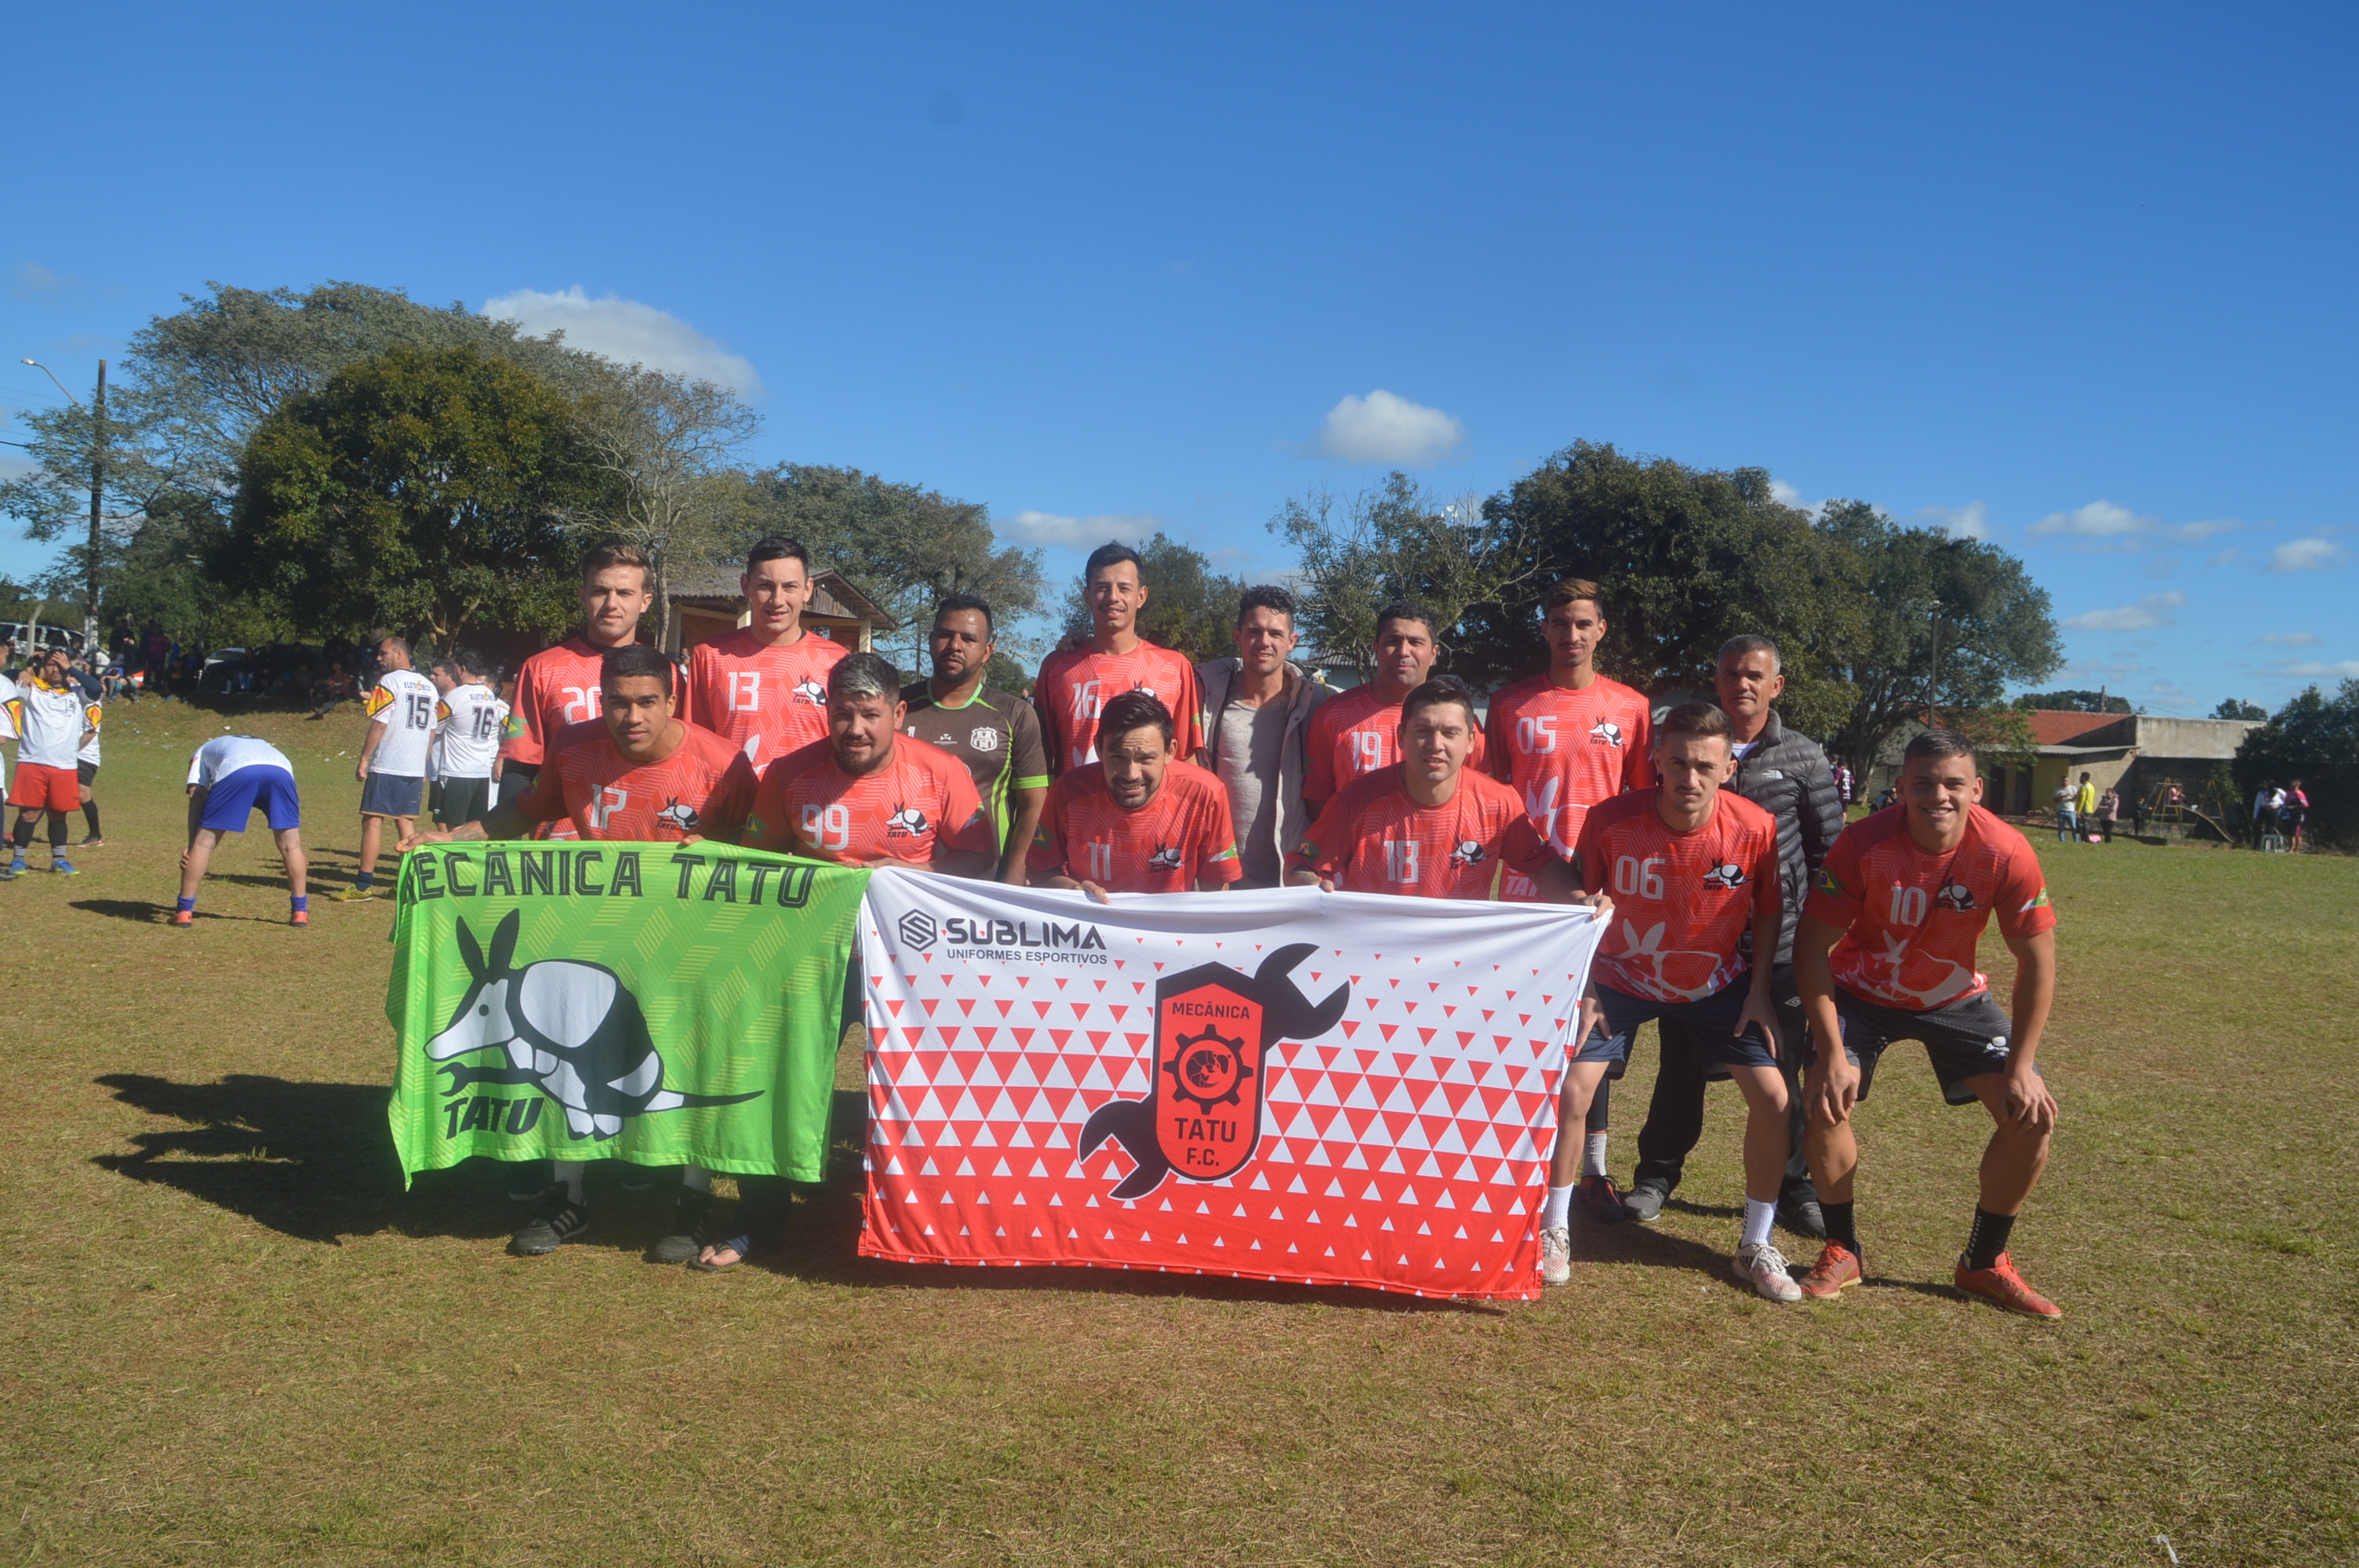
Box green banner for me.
[385,842,868,1185]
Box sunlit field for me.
[2,697,2351,1566]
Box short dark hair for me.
[1717,634,1780,673]
[600,643,674,695]
[1085,543,1143,579]
[580,539,653,585]
[1375,600,1437,641]
[377,633,410,659]
[1237,585,1296,626]
[830,652,902,704]
[1400,675,1478,728]
[457,648,493,677]
[1543,578,1603,613]
[426,655,459,678]
[934,591,996,637]
[745,536,812,573]
[1097,690,1175,751]
[1657,700,1733,744]
[1903,728,1977,767]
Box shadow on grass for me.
[73,898,168,924]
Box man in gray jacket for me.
[1626,634,1845,1236]
[1197,586,1330,888]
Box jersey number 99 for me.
[801,802,852,851]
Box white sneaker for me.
[1733,1241,1801,1303]
[1539,1225,1572,1287]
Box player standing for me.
[336,636,436,900]
[405,644,759,1263]
[2,647,98,878]
[1540,702,1795,1299]
[682,536,848,772]
[178,735,308,927]
[1485,578,1655,1221]
[1029,691,1241,899]
[1034,543,1202,775]
[431,649,507,829]
[1289,677,1587,905]
[1302,601,1485,814]
[499,541,657,818]
[1793,729,2064,1317]
[902,592,1049,884]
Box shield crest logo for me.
[1080,944,1348,1200]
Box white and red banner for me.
[856,871,1606,1301]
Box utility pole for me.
[86,359,106,655]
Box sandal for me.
[687,1232,754,1272]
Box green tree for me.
[722,464,1044,668]
[1057,531,1245,667]
[2233,682,2358,850]
[2213,697,2268,721]
[2015,689,2133,714]
[1455,442,1865,735]
[220,344,604,645]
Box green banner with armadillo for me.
[385,843,870,1185]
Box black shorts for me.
[436,775,493,829]
[1579,979,1778,1075]
[1826,985,2038,1106]
[75,760,97,785]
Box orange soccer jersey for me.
[1303,682,1488,808]
[1028,760,1242,894]
[745,735,992,868]
[513,720,757,842]
[682,629,849,771]
[1289,764,1552,900]
[1805,804,2055,1011]
[1485,673,1656,858]
[501,637,630,769]
[1573,789,1780,1004]
[1033,641,1203,773]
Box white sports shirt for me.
[434,683,508,780]
[365,668,439,778]
[190,735,294,787]
[12,677,98,770]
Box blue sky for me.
[4,4,2353,715]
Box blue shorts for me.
[1575,979,1779,1073]
[360,771,425,819]
[202,765,301,833]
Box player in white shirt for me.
[75,695,104,848]
[0,638,19,797]
[338,636,438,901]
[4,647,99,878]
[179,735,307,927]
[429,648,507,829]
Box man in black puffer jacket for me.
[1626,635,1845,1236]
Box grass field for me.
[2,696,2353,1566]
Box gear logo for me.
[1166,1024,1251,1111]
[896,910,939,952]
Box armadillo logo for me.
[1079,944,1349,1199]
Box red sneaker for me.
[1797,1241,1863,1298]
[1576,1172,1625,1225]
[171,909,194,927]
[289,909,309,928]
[1954,1252,2062,1319]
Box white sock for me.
[1543,1184,1574,1231]
[682,1164,711,1193]
[556,1161,586,1203]
[1583,1133,1609,1178]
[1742,1197,1776,1250]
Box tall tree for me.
[2233,681,2358,849]
[1813,499,2062,768]
[1273,471,1545,674]
[2212,698,2267,720]
[1056,531,1245,666]
[219,345,604,645]
[722,464,1044,669]
[2014,689,2132,714]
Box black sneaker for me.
[649,1189,714,1265]
[1622,1181,1668,1223]
[510,1194,589,1256]
[1777,1193,1827,1240]
[1577,1172,1626,1225]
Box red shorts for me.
[9,762,79,811]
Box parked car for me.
[0,621,85,656]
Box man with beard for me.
[901,592,1049,884]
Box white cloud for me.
[1315,390,1463,466]
[1004,510,1160,549]
[2208,546,2243,568]
[2060,591,2186,633]
[2266,537,2350,572]
[1915,501,1991,540]
[481,285,761,394]
[2148,678,2188,699]
[2274,660,2359,681]
[2029,499,2237,547]
[2258,631,2319,648]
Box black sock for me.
[82,801,100,837]
[354,870,375,891]
[1823,1201,1859,1254]
[9,817,31,851]
[1965,1207,2015,1270]
[47,814,67,851]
